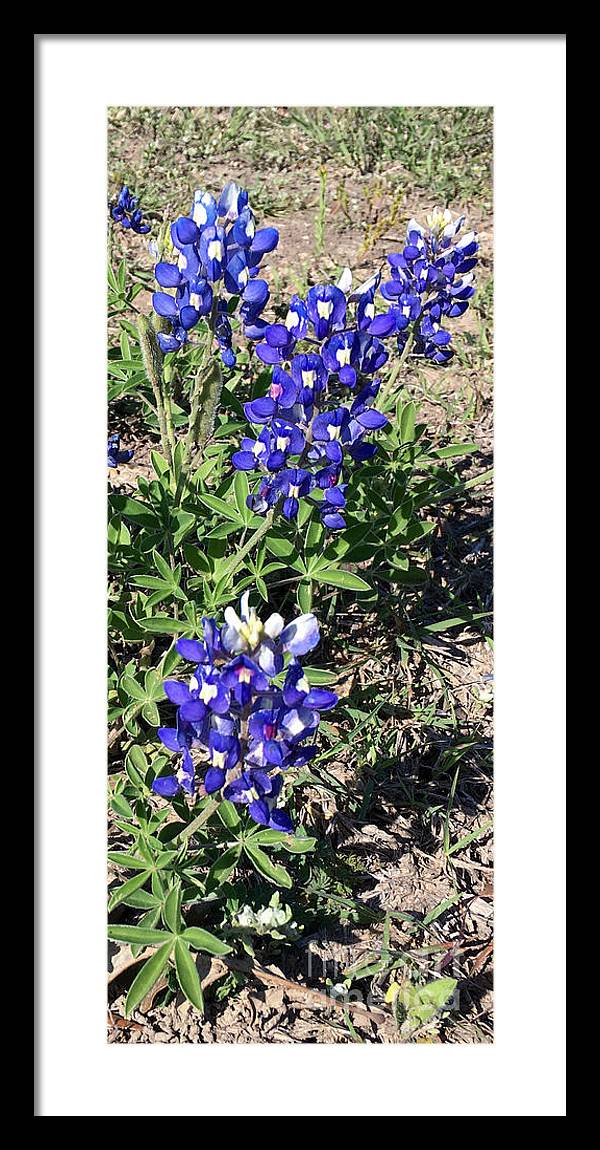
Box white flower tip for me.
[263,613,285,639]
[224,606,241,630]
[336,266,353,294]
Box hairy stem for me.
[379,331,415,410]
[138,316,174,473]
[179,797,221,843]
[183,318,216,461]
[221,510,276,582]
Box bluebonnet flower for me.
[224,771,293,833]
[151,181,278,366]
[379,209,479,363]
[232,420,305,473]
[153,746,195,797]
[255,323,297,366]
[277,467,312,521]
[233,209,477,529]
[230,281,389,528]
[151,593,335,833]
[110,185,151,234]
[322,331,359,387]
[204,730,241,794]
[152,271,214,353]
[320,484,347,531]
[306,285,346,341]
[107,433,134,468]
[243,366,298,424]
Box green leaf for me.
[265,537,297,559]
[422,893,463,925]
[312,567,371,592]
[161,644,182,677]
[416,976,457,1011]
[120,675,146,702]
[447,818,493,857]
[206,845,241,888]
[174,939,204,1012]
[136,616,189,634]
[145,667,166,700]
[423,611,492,633]
[153,549,174,581]
[151,450,170,477]
[197,493,242,523]
[162,884,182,933]
[110,792,135,820]
[233,470,250,516]
[180,927,232,955]
[297,580,313,613]
[107,852,150,871]
[172,510,196,548]
[399,401,416,444]
[125,941,174,1017]
[125,745,148,783]
[108,870,151,911]
[109,494,157,528]
[244,842,293,888]
[141,700,160,726]
[302,667,338,685]
[107,924,172,946]
[249,829,289,845]
[129,908,162,956]
[391,976,458,1031]
[216,799,241,830]
[279,835,317,854]
[433,443,478,459]
[183,544,211,574]
[250,829,317,854]
[121,889,160,910]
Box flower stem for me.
[138,316,174,473]
[179,797,220,843]
[220,510,276,582]
[379,330,415,410]
[160,360,177,471]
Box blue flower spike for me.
[107,433,134,468]
[151,594,336,835]
[148,180,279,365]
[233,209,477,531]
[109,184,151,234]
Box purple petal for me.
[163,680,192,705]
[175,638,207,662]
[152,775,180,797]
[281,613,320,656]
